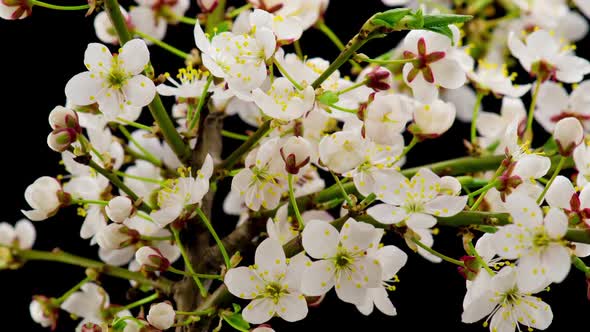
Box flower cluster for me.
[3,0,590,331]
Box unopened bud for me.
[366,66,393,91]
[1,0,31,20]
[96,224,138,249]
[147,302,175,330]
[105,196,134,223]
[81,322,102,332]
[554,117,584,156]
[135,246,170,272]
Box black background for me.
[1,0,588,331]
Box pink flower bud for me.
[280,136,313,174]
[147,302,175,330]
[105,196,134,223]
[81,322,102,332]
[29,296,58,329]
[554,117,584,156]
[47,106,81,152]
[135,246,170,272]
[457,255,480,281]
[197,0,218,13]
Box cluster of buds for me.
[46,106,81,152]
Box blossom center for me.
[264,282,288,303]
[404,200,424,214]
[107,63,129,89]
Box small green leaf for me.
[422,14,472,28]
[232,303,241,313]
[221,312,250,332]
[424,25,454,41]
[318,91,339,105]
[371,8,412,28]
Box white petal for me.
[300,260,336,296]
[301,220,338,259]
[119,39,150,75]
[545,176,575,209]
[517,295,553,330]
[254,238,287,281]
[14,219,36,249]
[225,266,264,299]
[276,294,308,322]
[424,195,467,217]
[544,208,568,239]
[367,204,407,225]
[516,253,550,293]
[65,72,104,106]
[406,213,437,230]
[430,58,466,89]
[461,290,498,323]
[122,75,156,108]
[339,218,377,252]
[542,244,571,284]
[375,245,407,279]
[504,192,543,228]
[242,298,275,324]
[372,287,397,316]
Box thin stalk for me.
[115,171,165,186]
[116,117,153,131]
[467,242,495,276]
[218,120,272,170]
[167,266,223,280]
[205,0,227,33]
[221,130,249,141]
[288,174,305,230]
[572,256,590,276]
[467,179,499,198]
[227,3,252,18]
[70,199,108,206]
[411,238,465,267]
[134,30,189,59]
[470,164,506,211]
[87,159,152,212]
[356,57,415,65]
[118,125,161,167]
[32,0,89,10]
[175,308,216,316]
[172,227,208,297]
[324,103,358,114]
[111,293,159,313]
[393,136,419,165]
[525,79,542,139]
[188,74,214,131]
[336,79,368,96]
[16,249,173,293]
[195,207,231,269]
[140,235,173,241]
[471,91,485,146]
[54,277,91,304]
[273,58,303,90]
[330,171,355,207]
[294,40,303,60]
[537,156,566,204]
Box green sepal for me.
[318,91,340,105]
[221,311,250,332]
[371,8,413,29]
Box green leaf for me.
[318,91,339,105]
[232,303,241,313]
[371,8,412,28]
[221,312,250,332]
[422,14,472,28]
[424,25,454,41]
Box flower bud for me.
[197,0,218,13]
[252,326,276,332]
[147,302,175,330]
[280,136,313,175]
[365,66,393,91]
[554,117,584,156]
[105,196,134,223]
[0,0,31,20]
[457,256,480,281]
[47,106,81,152]
[413,100,456,138]
[135,246,170,272]
[96,224,138,249]
[21,176,65,221]
[29,296,58,329]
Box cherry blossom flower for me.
[318,130,368,174]
[300,218,382,305]
[231,138,287,211]
[157,66,214,99]
[29,296,57,329]
[363,93,414,146]
[225,238,310,324]
[234,9,303,44]
[368,168,467,230]
[0,219,35,249]
[147,302,175,330]
[462,266,553,332]
[150,154,213,227]
[249,0,324,30]
[476,97,526,154]
[266,204,332,245]
[21,177,66,221]
[123,160,163,199]
[508,29,590,82]
[131,0,190,43]
[356,229,407,316]
[401,27,467,102]
[492,192,571,292]
[65,40,156,119]
[194,20,274,100]
[468,61,531,97]
[534,81,590,133]
[253,78,315,122]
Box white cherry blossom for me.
[363,93,413,146]
[252,77,315,121]
[21,177,64,221]
[468,61,531,97]
[492,192,571,292]
[413,99,457,137]
[151,154,214,227]
[65,40,156,119]
[534,81,590,133]
[462,266,553,332]
[225,238,310,324]
[300,218,382,305]
[0,219,35,249]
[477,97,526,154]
